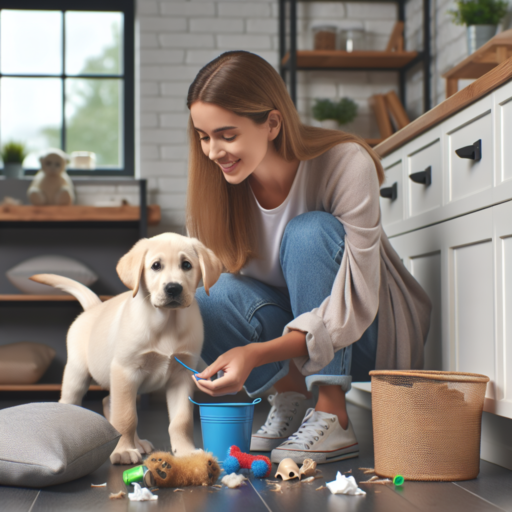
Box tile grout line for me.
[452,482,508,512]
[248,480,273,512]
[27,490,40,512]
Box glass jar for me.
[340,28,365,52]
[312,25,337,50]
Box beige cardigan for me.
[283,142,432,375]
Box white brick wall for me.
[136,0,279,234]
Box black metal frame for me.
[279,0,431,114]
[0,0,135,176]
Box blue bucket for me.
[189,397,261,462]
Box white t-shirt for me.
[240,160,308,288]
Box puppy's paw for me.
[110,448,143,465]
[135,437,154,455]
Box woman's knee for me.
[280,211,346,267]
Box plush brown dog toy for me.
[143,451,221,488]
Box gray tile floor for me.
[1,393,512,512]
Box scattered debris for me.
[365,476,379,482]
[202,483,208,486]
[212,484,223,489]
[301,475,322,484]
[326,472,366,496]
[315,485,326,491]
[108,490,126,500]
[359,467,374,471]
[221,473,247,488]
[299,459,317,479]
[128,483,158,501]
[91,483,107,488]
[344,469,352,474]
[270,484,282,493]
[359,479,392,485]
[173,489,185,492]
[266,480,280,484]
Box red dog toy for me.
[224,446,271,478]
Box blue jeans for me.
[196,211,378,398]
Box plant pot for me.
[319,119,340,130]
[466,25,497,54]
[3,162,23,179]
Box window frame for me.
[0,0,135,177]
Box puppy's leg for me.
[109,362,143,465]
[59,361,91,405]
[166,370,197,456]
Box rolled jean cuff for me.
[305,374,352,393]
[244,360,290,398]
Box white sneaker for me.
[270,408,359,464]
[250,392,313,451]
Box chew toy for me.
[223,446,271,478]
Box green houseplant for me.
[449,0,509,53]
[312,98,358,129]
[1,141,28,178]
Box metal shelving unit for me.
[279,0,431,115]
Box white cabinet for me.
[381,77,512,420]
[388,192,512,417]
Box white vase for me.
[466,25,497,54]
[3,162,23,179]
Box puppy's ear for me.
[116,238,149,297]
[192,240,223,296]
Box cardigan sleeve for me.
[283,143,382,375]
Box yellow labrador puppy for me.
[31,233,223,465]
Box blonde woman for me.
[187,51,431,464]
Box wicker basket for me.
[369,370,489,481]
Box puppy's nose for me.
[165,283,183,298]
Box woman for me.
[186,51,431,465]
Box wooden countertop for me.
[374,57,512,158]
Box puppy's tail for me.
[30,274,102,311]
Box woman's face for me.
[190,101,280,185]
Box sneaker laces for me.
[281,408,337,450]
[256,393,304,437]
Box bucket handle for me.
[188,397,262,406]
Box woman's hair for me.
[186,50,384,273]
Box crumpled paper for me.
[221,473,247,488]
[128,482,158,501]
[326,472,366,496]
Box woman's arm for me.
[193,330,307,396]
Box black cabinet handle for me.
[455,139,481,161]
[409,166,432,186]
[380,182,397,201]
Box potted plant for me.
[312,97,358,129]
[1,141,28,179]
[449,0,509,54]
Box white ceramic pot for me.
[3,162,23,178]
[466,25,497,54]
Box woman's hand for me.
[192,345,260,397]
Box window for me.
[0,0,134,176]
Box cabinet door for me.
[494,200,512,418]
[389,207,497,403]
[388,225,444,371]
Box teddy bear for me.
[27,148,75,206]
[143,450,221,488]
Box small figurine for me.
[223,445,271,478]
[28,148,75,206]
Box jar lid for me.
[312,24,338,32]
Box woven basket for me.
[369,370,489,481]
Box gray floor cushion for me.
[0,402,120,488]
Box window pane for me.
[65,12,123,76]
[1,78,62,168]
[66,78,122,167]
[0,10,62,75]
